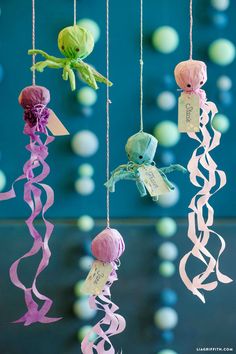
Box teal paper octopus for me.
[28,25,112,91]
[105,131,187,202]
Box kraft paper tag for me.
[47,109,70,136]
[138,165,170,197]
[178,93,200,133]
[81,260,112,296]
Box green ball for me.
[159,261,176,277]
[77,325,97,342]
[74,280,86,297]
[0,170,6,192]
[77,87,97,106]
[78,163,94,177]
[77,215,95,231]
[209,39,235,66]
[157,350,178,354]
[212,114,230,133]
[77,18,101,43]
[154,121,180,147]
[152,26,179,54]
[156,217,177,237]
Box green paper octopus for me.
[105,131,187,202]
[28,25,112,91]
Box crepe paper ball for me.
[157,349,178,354]
[156,218,177,238]
[71,130,99,157]
[211,0,230,11]
[92,228,125,263]
[73,297,97,320]
[160,150,176,166]
[154,121,180,148]
[77,215,95,231]
[212,114,230,133]
[77,18,101,43]
[0,170,6,192]
[217,75,232,91]
[209,39,235,66]
[218,91,233,106]
[159,261,176,277]
[79,256,94,272]
[156,91,176,111]
[161,330,174,344]
[152,26,179,54]
[154,307,178,330]
[158,242,178,261]
[0,64,4,82]
[77,325,97,342]
[77,87,97,106]
[211,12,228,28]
[158,185,180,208]
[174,60,207,91]
[74,280,87,297]
[81,106,93,117]
[160,289,178,306]
[75,177,95,196]
[78,163,94,177]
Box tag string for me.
[32,0,36,85]
[74,0,77,26]
[140,0,144,132]
[106,0,110,228]
[189,0,193,60]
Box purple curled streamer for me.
[0,117,61,325]
[81,262,126,354]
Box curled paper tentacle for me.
[179,97,232,303]
[81,263,126,354]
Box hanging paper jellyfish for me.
[28,25,112,91]
[81,228,126,353]
[174,59,233,302]
[0,85,68,324]
[105,131,187,202]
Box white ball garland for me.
[154,307,178,330]
[77,215,95,231]
[75,177,95,195]
[71,130,99,157]
[158,242,178,261]
[73,297,97,320]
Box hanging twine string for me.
[32,0,36,85]
[140,0,144,131]
[74,0,77,26]
[189,0,193,60]
[106,0,111,228]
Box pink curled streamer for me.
[0,129,61,324]
[81,263,126,354]
[179,90,233,303]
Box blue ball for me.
[81,106,93,117]
[161,330,175,343]
[161,150,176,165]
[0,64,4,82]
[82,239,93,256]
[212,13,228,28]
[163,74,175,88]
[218,91,233,106]
[160,289,178,306]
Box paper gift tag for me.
[81,260,113,296]
[138,165,170,197]
[178,92,200,133]
[47,109,70,136]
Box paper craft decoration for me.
[0,85,68,324]
[81,228,126,353]
[175,59,232,302]
[28,25,112,91]
[105,131,187,201]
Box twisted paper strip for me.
[81,262,126,354]
[179,90,232,303]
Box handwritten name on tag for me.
[138,165,170,197]
[81,260,112,296]
[178,93,200,133]
[47,109,70,136]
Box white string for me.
[140,0,144,131]
[74,0,77,26]
[106,0,111,228]
[189,0,193,60]
[32,0,36,85]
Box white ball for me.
[73,298,97,320]
[157,91,176,111]
[155,217,177,238]
[154,307,178,330]
[77,325,97,342]
[77,87,97,106]
[158,242,178,261]
[71,130,99,157]
[75,177,95,195]
[77,18,101,43]
[78,163,94,177]
[79,256,94,271]
[158,185,179,208]
[217,75,232,91]
[77,215,95,231]
[157,350,178,354]
[0,170,6,192]
[211,0,230,11]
